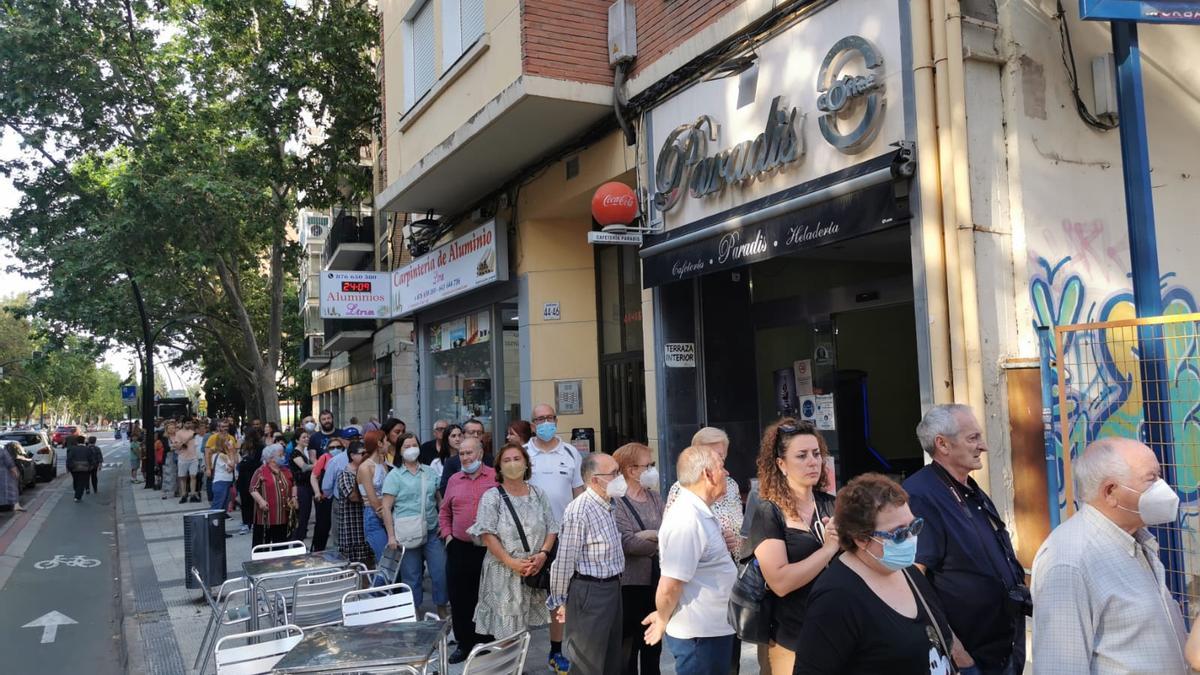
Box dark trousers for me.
[446,538,490,650]
[621,585,661,674]
[89,468,99,492]
[252,524,289,547]
[238,484,254,526]
[72,471,90,500]
[566,576,623,675]
[312,497,332,551]
[291,483,313,541]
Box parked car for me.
[4,441,36,490]
[0,431,57,481]
[51,425,80,447]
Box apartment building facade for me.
[357,0,1199,564]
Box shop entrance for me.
[697,226,924,489]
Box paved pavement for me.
[0,433,126,675]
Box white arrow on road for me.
[22,610,77,643]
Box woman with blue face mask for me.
[793,473,955,675]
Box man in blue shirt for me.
[905,404,1028,675]
[309,410,340,455]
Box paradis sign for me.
[641,180,904,287]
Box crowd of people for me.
[121,401,1200,675]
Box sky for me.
[0,131,194,387]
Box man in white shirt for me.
[1033,437,1187,674]
[643,445,737,675]
[526,402,584,673]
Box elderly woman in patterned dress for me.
[335,441,373,566]
[1,442,24,512]
[468,442,559,641]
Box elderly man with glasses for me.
[904,404,1027,675]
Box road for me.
[0,432,124,675]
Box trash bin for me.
[184,509,227,589]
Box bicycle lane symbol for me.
[33,554,101,570]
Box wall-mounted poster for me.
[774,367,799,416]
[793,359,814,396]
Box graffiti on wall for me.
[1031,250,1200,522]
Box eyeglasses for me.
[434,426,447,433]
[594,470,621,479]
[632,462,656,470]
[532,415,557,424]
[872,518,924,543]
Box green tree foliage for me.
[0,0,378,419]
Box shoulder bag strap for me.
[903,568,958,674]
[621,495,648,530]
[417,469,427,528]
[496,486,531,553]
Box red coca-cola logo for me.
[592,182,638,226]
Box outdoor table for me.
[242,550,350,630]
[271,619,450,674]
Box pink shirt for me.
[438,465,497,542]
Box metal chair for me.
[192,567,271,674]
[369,543,405,587]
[461,631,531,675]
[277,568,361,629]
[250,540,307,561]
[213,623,303,675]
[340,582,417,626]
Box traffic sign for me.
[121,385,137,406]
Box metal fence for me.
[1045,311,1200,614]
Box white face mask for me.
[639,467,660,490]
[605,474,628,499]
[304,422,316,433]
[401,446,421,463]
[1119,478,1179,525]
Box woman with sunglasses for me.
[794,473,954,674]
[747,419,838,674]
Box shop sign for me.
[587,231,643,246]
[391,220,507,316]
[817,36,886,154]
[644,0,904,232]
[663,343,696,368]
[654,96,804,213]
[1080,0,1200,23]
[320,271,391,319]
[642,179,903,288]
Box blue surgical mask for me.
[463,459,482,474]
[535,421,557,443]
[276,454,289,468]
[868,536,918,571]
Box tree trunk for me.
[213,254,279,423]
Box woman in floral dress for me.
[468,443,559,640]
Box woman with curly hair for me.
[746,419,839,674]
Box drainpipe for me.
[928,0,989,485]
[908,0,954,407]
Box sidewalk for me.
[117,468,757,674]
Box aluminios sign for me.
[816,35,886,154]
[654,96,804,212]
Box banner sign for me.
[391,220,507,317]
[1080,0,1200,23]
[641,173,906,288]
[320,271,391,319]
[121,385,138,406]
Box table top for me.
[242,550,349,580]
[272,620,448,673]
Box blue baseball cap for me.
[338,427,360,440]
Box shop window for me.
[596,245,647,453]
[428,309,495,431]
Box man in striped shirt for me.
[549,452,626,675]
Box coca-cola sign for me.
[591,182,639,226]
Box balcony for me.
[376,0,614,215]
[323,318,374,354]
[300,335,331,370]
[323,212,375,271]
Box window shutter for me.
[411,1,436,99]
[460,0,485,50]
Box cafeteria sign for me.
[390,220,508,317]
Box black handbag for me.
[728,556,773,644]
[496,485,556,590]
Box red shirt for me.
[439,465,498,542]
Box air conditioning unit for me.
[608,0,637,66]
